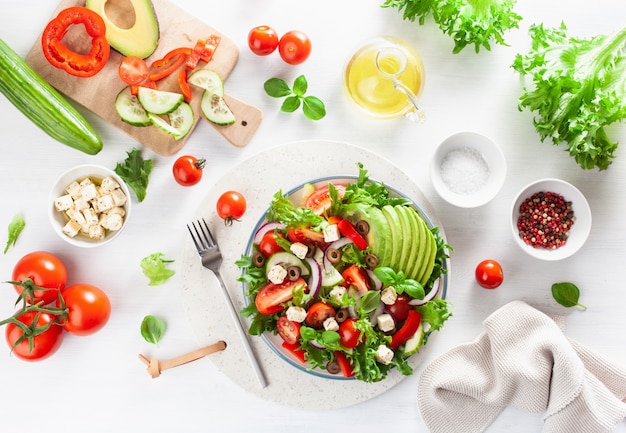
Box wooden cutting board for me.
[25,0,262,156]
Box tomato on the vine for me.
[475,259,504,289]
[338,318,363,349]
[12,251,67,305]
[248,25,279,56]
[173,155,206,186]
[57,284,111,336]
[5,310,64,361]
[216,191,247,224]
[278,30,312,65]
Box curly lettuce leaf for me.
[512,23,626,170]
[141,252,175,286]
[382,0,522,53]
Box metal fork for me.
[187,218,267,388]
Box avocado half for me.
[86,0,160,59]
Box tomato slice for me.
[304,184,346,215]
[342,264,371,294]
[118,55,149,85]
[337,218,368,250]
[334,351,355,378]
[287,227,326,247]
[305,302,336,328]
[276,316,301,345]
[255,277,307,316]
[390,309,422,350]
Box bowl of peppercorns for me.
[511,178,591,260]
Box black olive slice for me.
[365,253,379,268]
[252,251,266,267]
[355,220,370,236]
[325,247,342,263]
[326,360,341,375]
[287,265,301,281]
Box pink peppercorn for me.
[516,191,575,250]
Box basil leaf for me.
[292,75,308,96]
[551,282,587,310]
[359,290,381,315]
[400,279,425,300]
[281,95,301,113]
[263,78,291,97]
[141,315,166,345]
[4,213,25,254]
[302,96,326,120]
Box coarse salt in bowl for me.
[510,178,591,261]
[430,131,506,207]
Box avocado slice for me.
[86,0,160,59]
[407,208,429,281]
[415,217,435,284]
[419,226,438,285]
[349,204,392,267]
[395,205,420,278]
[381,205,402,271]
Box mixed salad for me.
[237,164,452,382]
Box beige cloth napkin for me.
[418,300,626,432]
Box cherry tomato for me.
[247,25,279,56]
[305,302,335,328]
[276,316,300,345]
[57,284,111,336]
[338,318,363,349]
[278,30,312,65]
[386,294,412,322]
[287,227,326,248]
[259,231,285,257]
[5,310,64,361]
[342,264,371,295]
[12,251,67,305]
[304,184,345,215]
[475,259,504,289]
[118,55,149,85]
[216,191,247,224]
[173,155,206,186]
[255,277,307,316]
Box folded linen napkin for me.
[417,300,626,433]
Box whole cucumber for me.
[0,38,103,155]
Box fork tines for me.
[187,218,216,251]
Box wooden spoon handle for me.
[160,340,227,371]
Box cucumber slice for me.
[137,87,184,115]
[187,69,224,96]
[115,87,151,127]
[148,102,194,140]
[200,90,236,125]
[265,252,310,280]
[403,323,424,356]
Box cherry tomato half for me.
[216,191,247,224]
[57,284,111,336]
[248,25,279,56]
[278,30,312,65]
[305,302,335,329]
[276,316,300,345]
[12,251,67,305]
[173,155,206,186]
[338,318,363,349]
[118,55,149,85]
[258,231,285,257]
[5,310,64,361]
[475,259,504,289]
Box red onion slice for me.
[253,221,286,245]
[409,279,441,306]
[304,257,322,300]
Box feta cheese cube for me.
[82,207,99,226]
[328,286,347,304]
[110,188,127,207]
[323,224,340,242]
[267,265,287,285]
[65,181,81,199]
[377,313,395,332]
[107,206,126,217]
[93,194,114,213]
[100,176,120,192]
[73,196,89,211]
[62,220,81,238]
[54,194,74,212]
[101,213,123,231]
[290,242,309,259]
[286,306,307,323]
[79,183,98,201]
[71,208,87,225]
[323,316,339,331]
[79,177,93,187]
[381,286,398,305]
[88,224,106,240]
[375,345,394,365]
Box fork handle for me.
[213,271,268,388]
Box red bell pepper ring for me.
[41,6,110,78]
[390,309,422,350]
[337,218,368,250]
[282,341,306,363]
[178,68,192,101]
[148,48,191,82]
[185,35,221,69]
[334,351,355,378]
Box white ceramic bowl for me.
[49,164,131,247]
[511,178,591,261]
[430,131,506,208]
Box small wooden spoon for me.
[138,340,227,378]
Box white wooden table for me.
[1,1,625,431]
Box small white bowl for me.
[49,164,131,248]
[430,131,506,208]
[511,178,591,261]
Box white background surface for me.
[1,0,625,432]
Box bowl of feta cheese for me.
[49,164,131,247]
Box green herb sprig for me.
[141,252,175,286]
[4,213,25,254]
[264,75,326,120]
[551,282,587,310]
[114,148,153,202]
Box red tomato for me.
[342,264,371,295]
[337,218,368,250]
[304,184,346,215]
[338,318,363,349]
[259,231,285,257]
[386,294,412,322]
[173,155,205,186]
[57,284,111,336]
[216,191,247,224]
[305,302,336,328]
[118,55,149,85]
[282,341,306,363]
[278,30,312,65]
[475,259,504,289]
[334,351,355,377]
[276,316,301,345]
[5,310,63,361]
[255,277,307,316]
[287,227,326,247]
[248,25,279,56]
[12,251,67,305]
